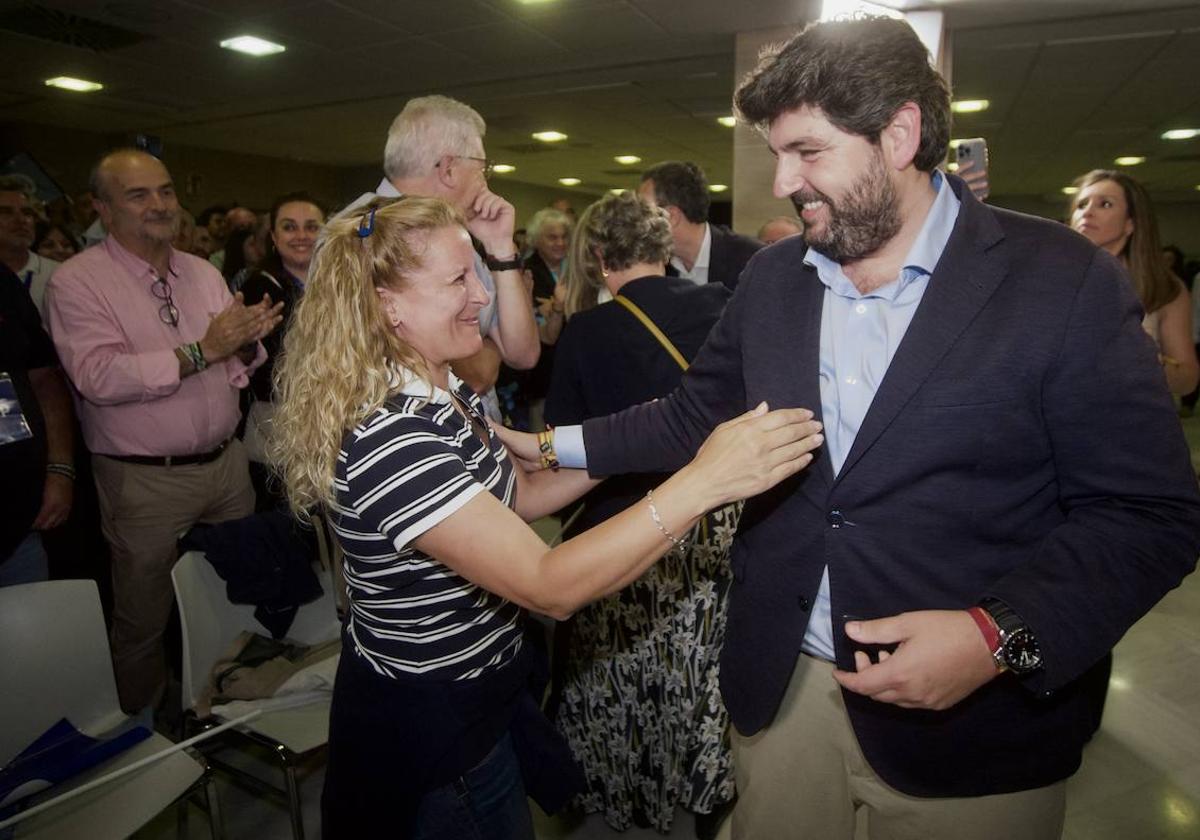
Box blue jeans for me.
[0,531,48,587]
[413,732,535,840]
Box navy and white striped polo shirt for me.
[331,371,522,681]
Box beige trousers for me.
[93,440,255,712]
[730,654,1066,840]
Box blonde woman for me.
[1070,170,1199,395]
[271,196,823,838]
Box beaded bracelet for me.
[646,489,684,549]
[536,427,560,471]
[181,341,208,372]
[45,462,76,481]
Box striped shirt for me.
[332,371,522,681]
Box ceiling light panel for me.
[45,76,103,92]
[220,35,286,56]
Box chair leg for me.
[205,774,224,840]
[278,745,305,840]
[177,792,189,838]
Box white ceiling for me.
[1,0,1198,201]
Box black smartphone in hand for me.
[841,614,899,668]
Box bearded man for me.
[527,16,1200,840]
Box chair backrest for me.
[171,551,341,712]
[0,580,127,766]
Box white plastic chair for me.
[0,579,218,840]
[171,550,340,840]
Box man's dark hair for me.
[197,205,228,226]
[734,17,951,172]
[640,161,710,224]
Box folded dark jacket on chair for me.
[180,510,323,638]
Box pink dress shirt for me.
[45,236,264,457]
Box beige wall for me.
[731,25,806,238]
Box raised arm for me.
[468,188,539,369]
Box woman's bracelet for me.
[536,427,560,471]
[646,489,684,549]
[46,462,76,481]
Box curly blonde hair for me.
[271,196,466,518]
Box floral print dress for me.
[556,503,741,832]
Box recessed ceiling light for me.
[220,35,286,56]
[709,184,728,193]
[1061,186,1080,195]
[614,155,642,165]
[44,76,103,92]
[533,131,568,143]
[821,0,904,22]
[951,99,989,114]
[945,162,960,172]
[492,164,516,174]
[610,188,627,195]
[717,116,736,128]
[1114,156,1145,166]
[1162,128,1200,141]
[558,177,581,186]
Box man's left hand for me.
[32,472,74,530]
[832,609,1000,711]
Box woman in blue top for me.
[271,195,823,839]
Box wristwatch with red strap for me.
[968,599,1043,674]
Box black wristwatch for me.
[485,254,523,272]
[980,598,1043,674]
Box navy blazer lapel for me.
[835,180,1008,485]
[708,225,728,285]
[788,260,835,489]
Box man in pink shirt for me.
[45,148,282,714]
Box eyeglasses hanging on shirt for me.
[151,276,179,327]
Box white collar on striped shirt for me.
[386,363,464,405]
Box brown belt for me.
[103,438,232,467]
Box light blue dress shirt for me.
[801,170,960,659]
[556,173,962,660]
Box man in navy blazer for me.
[639,160,763,290]
[540,16,1200,840]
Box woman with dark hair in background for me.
[221,224,266,293]
[238,192,325,505]
[545,192,739,839]
[33,221,80,263]
[1070,170,1199,395]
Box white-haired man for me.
[347,95,539,394]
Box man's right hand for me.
[466,188,517,258]
[200,292,284,363]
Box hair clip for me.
[356,206,377,238]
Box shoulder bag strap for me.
[613,294,689,371]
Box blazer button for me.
[828,509,845,528]
[797,596,811,611]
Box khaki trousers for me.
[93,440,255,712]
[730,654,1066,840]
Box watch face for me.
[1003,628,1042,673]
